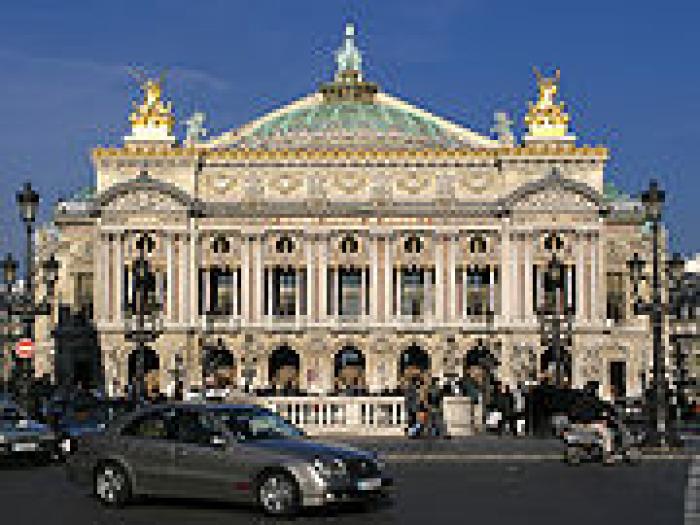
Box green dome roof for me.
[241,101,459,148]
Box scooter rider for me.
[569,394,616,464]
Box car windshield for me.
[213,409,304,440]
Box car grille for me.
[345,458,379,478]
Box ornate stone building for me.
[36,24,663,400]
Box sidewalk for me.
[316,434,693,461]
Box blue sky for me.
[0,0,698,265]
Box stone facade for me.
[33,25,668,402]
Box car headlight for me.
[312,457,333,479]
[331,458,347,476]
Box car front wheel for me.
[257,471,300,516]
[94,462,131,507]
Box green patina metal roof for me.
[241,101,462,147]
[602,181,631,202]
[69,186,96,202]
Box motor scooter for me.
[563,420,643,466]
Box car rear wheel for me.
[257,471,299,517]
[94,462,131,507]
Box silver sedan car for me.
[66,403,392,516]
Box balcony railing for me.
[222,395,483,437]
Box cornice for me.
[92,144,608,164]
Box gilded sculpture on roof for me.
[524,67,571,139]
[128,74,175,138]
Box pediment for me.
[503,169,605,214]
[513,186,599,212]
[104,188,189,213]
[97,173,195,214]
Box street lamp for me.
[124,233,162,405]
[11,183,58,413]
[627,178,672,447]
[537,252,574,388]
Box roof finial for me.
[335,22,362,83]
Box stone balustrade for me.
[226,395,483,437]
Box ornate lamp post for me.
[536,252,574,388]
[124,234,162,405]
[6,183,59,412]
[627,179,673,447]
[16,183,39,394]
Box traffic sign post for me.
[15,338,34,360]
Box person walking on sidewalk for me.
[404,378,420,438]
[427,377,446,438]
[497,384,515,436]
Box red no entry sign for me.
[15,338,34,359]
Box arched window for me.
[275,236,295,254]
[211,235,231,254]
[469,235,487,254]
[268,345,300,394]
[543,233,564,251]
[404,235,423,254]
[135,234,156,254]
[340,235,359,254]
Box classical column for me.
[370,235,378,322]
[178,234,186,323]
[590,235,597,321]
[116,233,124,322]
[319,238,327,322]
[500,219,511,323]
[294,266,301,323]
[576,235,585,321]
[384,238,392,321]
[424,267,433,322]
[435,237,443,322]
[360,263,367,318]
[524,237,532,320]
[267,266,273,321]
[203,268,210,315]
[305,239,314,322]
[448,236,456,321]
[511,235,519,321]
[329,267,336,317]
[125,238,132,315]
[232,265,238,320]
[102,234,110,322]
[462,266,468,320]
[535,265,544,309]
[255,236,263,323]
[596,222,606,323]
[241,237,250,323]
[165,234,173,322]
[395,265,402,319]
[489,264,496,315]
[566,265,574,311]
[188,230,197,325]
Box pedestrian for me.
[498,384,515,436]
[404,377,419,438]
[427,377,445,438]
